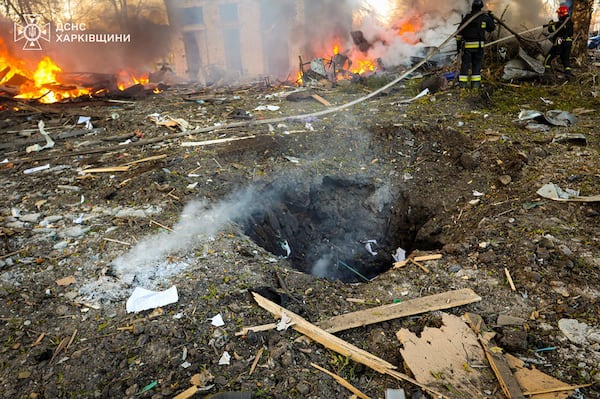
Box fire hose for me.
[16,11,503,165]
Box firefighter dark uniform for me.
[544,5,573,75]
[456,0,496,89]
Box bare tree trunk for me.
[571,0,593,63]
[110,0,129,29]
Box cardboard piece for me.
[396,312,491,398]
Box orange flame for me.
[350,58,376,75]
[117,70,150,91]
[397,15,423,44]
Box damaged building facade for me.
[164,0,353,83]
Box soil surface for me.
[1,63,599,399]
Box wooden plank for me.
[122,154,167,166]
[253,292,395,374]
[464,313,525,399]
[252,292,450,399]
[393,253,442,268]
[523,384,592,396]
[311,93,332,106]
[318,288,481,333]
[81,166,130,173]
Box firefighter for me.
[544,4,574,76]
[456,0,496,89]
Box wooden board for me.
[318,288,481,333]
[396,312,491,398]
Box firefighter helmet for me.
[557,5,569,17]
[472,0,484,10]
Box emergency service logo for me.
[14,14,51,50]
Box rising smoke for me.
[278,0,552,71]
[111,186,270,287]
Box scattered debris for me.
[23,164,50,174]
[56,275,76,286]
[209,313,225,327]
[252,291,450,399]
[505,354,586,398]
[515,109,577,130]
[393,253,442,269]
[218,351,231,365]
[558,318,600,346]
[552,133,587,146]
[504,267,517,291]
[537,183,600,202]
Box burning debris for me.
[0,38,169,104]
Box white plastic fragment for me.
[279,240,291,258]
[218,351,231,365]
[26,120,55,153]
[364,239,378,256]
[392,247,406,262]
[254,105,280,111]
[276,312,295,331]
[209,314,225,327]
[77,116,93,129]
[126,286,178,313]
[24,164,50,174]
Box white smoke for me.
[286,0,551,70]
[111,187,265,286]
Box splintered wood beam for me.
[252,292,450,399]
[393,253,442,268]
[311,363,371,399]
[464,313,525,399]
[252,292,395,374]
[80,166,130,174]
[311,93,332,106]
[318,288,481,333]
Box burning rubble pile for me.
[0,37,169,105]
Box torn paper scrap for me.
[126,286,178,313]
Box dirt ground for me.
[1,61,599,399]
